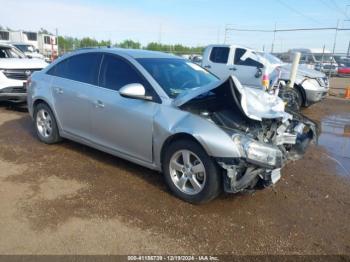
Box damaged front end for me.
[177,76,317,193]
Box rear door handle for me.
[94,100,105,108]
[54,87,63,94]
[204,65,211,69]
[229,67,237,71]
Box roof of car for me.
[205,44,254,51]
[74,47,181,59]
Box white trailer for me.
[0,30,11,43]
[10,31,39,49]
[37,34,58,60]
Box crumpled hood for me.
[0,58,48,69]
[280,64,325,79]
[174,76,291,122]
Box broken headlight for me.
[232,134,283,168]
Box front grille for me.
[2,69,41,80]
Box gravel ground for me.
[0,91,349,255]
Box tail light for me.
[262,74,269,90]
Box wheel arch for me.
[294,83,307,107]
[32,98,62,131]
[160,132,208,172]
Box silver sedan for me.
[27,48,316,204]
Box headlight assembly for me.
[232,134,283,168]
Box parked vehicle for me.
[338,63,350,76]
[287,48,338,75]
[202,45,329,110]
[9,42,45,60]
[27,48,316,203]
[335,56,350,76]
[2,30,58,62]
[260,52,329,108]
[190,55,203,65]
[0,43,48,103]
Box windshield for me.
[137,58,219,98]
[314,54,335,63]
[258,52,283,64]
[15,44,35,53]
[0,46,25,58]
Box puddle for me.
[318,114,350,177]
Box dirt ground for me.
[330,77,350,97]
[0,82,349,255]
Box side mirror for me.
[255,67,263,78]
[119,83,153,101]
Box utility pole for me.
[329,20,340,78]
[216,26,220,43]
[158,24,162,44]
[271,23,277,53]
[224,24,229,44]
[55,28,59,56]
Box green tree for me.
[117,39,141,49]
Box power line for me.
[225,26,350,32]
[276,0,321,24]
[319,0,350,19]
[330,0,350,19]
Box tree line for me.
[57,37,204,54]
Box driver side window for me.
[234,48,263,68]
[99,54,145,91]
[98,54,160,102]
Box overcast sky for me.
[1,0,350,52]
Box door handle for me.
[204,65,211,69]
[54,87,63,94]
[229,67,237,71]
[94,100,105,108]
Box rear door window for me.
[209,47,230,64]
[47,53,102,85]
[65,53,102,85]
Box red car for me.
[338,63,350,76]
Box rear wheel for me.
[163,139,221,204]
[34,103,62,144]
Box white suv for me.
[0,43,48,103]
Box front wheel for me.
[163,139,221,204]
[279,88,302,111]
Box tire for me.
[293,87,303,109]
[279,88,301,111]
[162,139,221,204]
[34,103,62,144]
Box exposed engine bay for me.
[180,77,318,193]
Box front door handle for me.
[204,65,211,69]
[54,87,63,94]
[229,67,237,71]
[94,100,105,108]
